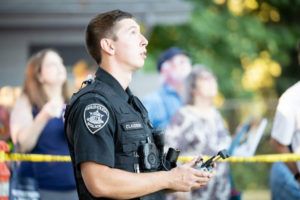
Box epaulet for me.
[80,74,95,89]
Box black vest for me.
[64,79,165,200]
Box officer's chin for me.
[133,63,144,72]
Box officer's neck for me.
[101,63,132,90]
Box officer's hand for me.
[168,158,215,192]
[41,98,64,119]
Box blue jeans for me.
[270,162,300,200]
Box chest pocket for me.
[116,106,148,153]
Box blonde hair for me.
[23,49,70,109]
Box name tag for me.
[122,121,143,131]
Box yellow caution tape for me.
[1,151,300,163]
[0,151,71,162]
[178,153,300,163]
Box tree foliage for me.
[144,0,300,190]
[145,0,300,98]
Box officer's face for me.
[112,18,148,71]
[40,51,67,86]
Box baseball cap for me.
[157,46,186,71]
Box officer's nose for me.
[140,33,148,47]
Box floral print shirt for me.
[165,106,232,200]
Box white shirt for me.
[271,81,300,171]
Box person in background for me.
[0,86,22,111]
[0,105,10,141]
[0,86,21,141]
[165,66,232,200]
[269,40,300,200]
[143,46,192,130]
[10,49,78,200]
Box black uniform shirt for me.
[72,67,134,167]
[66,67,157,200]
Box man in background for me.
[143,47,192,130]
[270,39,300,200]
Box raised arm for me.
[10,94,63,152]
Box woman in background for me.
[10,49,77,200]
[166,66,231,200]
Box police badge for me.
[84,103,109,134]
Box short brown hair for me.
[23,49,70,109]
[85,10,133,64]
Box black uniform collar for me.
[95,67,132,102]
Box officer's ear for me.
[100,38,115,56]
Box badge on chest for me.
[84,103,109,134]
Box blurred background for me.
[1,0,300,199]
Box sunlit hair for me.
[23,49,70,110]
[85,10,133,64]
[183,64,216,105]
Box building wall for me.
[0,28,84,87]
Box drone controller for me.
[195,149,230,172]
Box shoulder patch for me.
[84,103,109,134]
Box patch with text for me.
[122,121,143,131]
[84,103,109,134]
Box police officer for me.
[64,10,215,200]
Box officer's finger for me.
[213,162,217,168]
[193,169,210,178]
[185,158,198,167]
[196,176,210,183]
[195,155,204,162]
[191,178,209,190]
[196,177,210,187]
